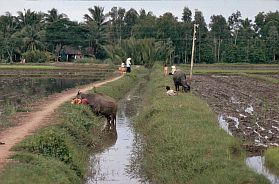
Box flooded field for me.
[0,77,97,116]
[86,80,148,184]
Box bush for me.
[22,50,54,63]
[14,127,72,163]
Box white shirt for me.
[126,59,131,67]
[171,65,176,74]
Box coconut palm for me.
[15,9,45,53]
[16,9,44,28]
[44,8,68,23]
[0,12,18,62]
[84,6,109,59]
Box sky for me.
[0,0,279,24]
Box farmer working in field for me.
[126,57,132,73]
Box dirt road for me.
[0,75,123,169]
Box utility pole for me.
[189,24,198,84]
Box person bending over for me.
[166,86,177,96]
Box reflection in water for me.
[0,77,96,115]
[87,86,147,184]
[246,156,279,184]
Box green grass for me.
[1,153,81,184]
[0,67,147,184]
[0,104,99,184]
[134,63,270,184]
[265,147,279,175]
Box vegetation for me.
[0,67,147,184]
[0,7,278,65]
[134,64,270,184]
[265,147,279,175]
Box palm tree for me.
[84,6,108,58]
[0,12,18,62]
[44,8,68,23]
[15,9,45,52]
[84,6,107,27]
[16,9,44,28]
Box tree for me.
[156,13,180,63]
[44,8,68,23]
[156,12,178,39]
[15,9,45,53]
[209,14,230,62]
[124,8,138,38]
[16,9,44,28]
[194,10,208,63]
[182,7,192,23]
[45,19,88,60]
[238,18,254,62]
[228,10,242,45]
[108,7,126,43]
[84,6,109,59]
[0,12,18,62]
[132,13,157,39]
[267,25,279,62]
[254,12,265,36]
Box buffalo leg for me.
[175,84,179,91]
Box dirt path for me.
[0,75,123,169]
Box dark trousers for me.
[127,67,131,73]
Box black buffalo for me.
[172,69,191,92]
[76,91,117,127]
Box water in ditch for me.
[246,156,279,184]
[86,81,148,184]
[218,115,279,184]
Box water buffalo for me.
[76,91,117,127]
[173,69,191,92]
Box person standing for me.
[164,63,168,76]
[171,64,176,75]
[126,58,132,73]
[121,61,126,73]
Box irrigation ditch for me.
[86,75,148,184]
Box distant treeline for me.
[0,7,278,65]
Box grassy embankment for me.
[265,147,279,176]
[134,64,270,184]
[0,67,147,184]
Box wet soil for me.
[191,75,279,156]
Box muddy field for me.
[192,75,279,155]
